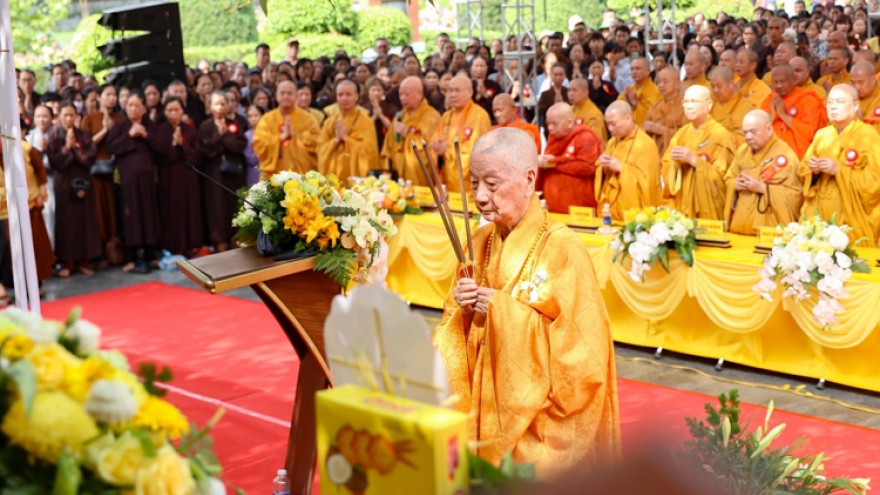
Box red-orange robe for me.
[541,125,603,213]
[491,117,542,153]
[760,87,827,159]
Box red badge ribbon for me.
[845,149,858,167]
[228,122,238,134]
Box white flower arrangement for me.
[610,207,700,282]
[753,215,871,327]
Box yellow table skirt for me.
[386,212,880,393]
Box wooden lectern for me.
[178,247,339,494]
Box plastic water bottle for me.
[602,203,612,227]
[272,469,290,495]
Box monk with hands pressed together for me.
[435,127,621,481]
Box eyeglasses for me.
[826,98,856,107]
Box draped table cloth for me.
[386,212,880,393]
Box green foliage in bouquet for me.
[469,451,537,494]
[611,207,701,282]
[677,390,870,495]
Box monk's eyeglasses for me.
[825,98,857,107]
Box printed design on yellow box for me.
[326,424,418,492]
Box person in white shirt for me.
[25,105,55,248]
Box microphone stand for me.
[183,162,283,225]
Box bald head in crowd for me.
[709,66,737,102]
[742,110,774,152]
[656,67,682,97]
[735,50,760,80]
[790,57,813,88]
[447,74,474,110]
[684,51,707,81]
[853,50,876,65]
[719,49,737,73]
[398,76,424,112]
[773,41,797,65]
[604,100,635,140]
[826,31,848,50]
[472,128,538,175]
[492,93,517,125]
[849,61,877,100]
[546,102,575,138]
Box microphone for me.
[394,112,402,142]
[183,162,283,225]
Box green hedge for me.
[68,14,115,77]
[179,0,258,47]
[184,44,256,67]
[357,7,412,51]
[264,0,358,38]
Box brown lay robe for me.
[106,120,162,249]
[45,128,102,263]
[81,111,125,244]
[199,118,248,245]
[150,122,204,254]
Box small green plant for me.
[677,389,870,495]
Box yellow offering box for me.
[316,385,470,494]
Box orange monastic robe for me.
[430,100,491,193]
[541,126,604,213]
[739,75,773,108]
[644,94,687,157]
[710,92,755,148]
[858,82,880,135]
[617,79,662,126]
[434,195,621,480]
[724,135,803,235]
[595,126,662,220]
[685,74,711,90]
[572,99,608,143]
[760,87,827,159]
[491,117,542,153]
[799,120,880,246]
[317,109,379,179]
[661,118,737,219]
[253,107,319,176]
[380,98,441,186]
[816,71,850,89]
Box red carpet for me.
[42,282,880,492]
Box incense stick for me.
[453,138,475,265]
[420,139,467,265]
[410,141,466,264]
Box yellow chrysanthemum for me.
[1,391,99,463]
[134,445,195,495]
[655,209,671,221]
[63,356,117,402]
[0,316,23,341]
[26,342,82,391]
[624,209,637,223]
[130,396,190,439]
[2,334,33,361]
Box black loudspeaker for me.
[99,1,185,90]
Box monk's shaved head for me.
[547,102,573,121]
[709,66,736,101]
[447,74,473,109]
[398,76,424,111]
[790,57,812,87]
[492,93,516,125]
[827,31,847,49]
[276,80,297,109]
[852,60,875,76]
[770,63,796,96]
[568,77,589,105]
[606,100,632,118]
[546,102,575,138]
[473,128,538,173]
[709,66,734,82]
[400,76,423,93]
[854,50,876,65]
[605,101,634,140]
[630,57,651,83]
[684,51,707,80]
[336,79,358,92]
[827,84,860,127]
[494,93,514,107]
[742,109,773,152]
[656,67,681,97]
[849,61,876,99]
[682,85,713,122]
[569,78,589,91]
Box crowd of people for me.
[8,0,880,301]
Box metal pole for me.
[0,0,41,314]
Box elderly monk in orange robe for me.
[817,47,851,92]
[683,51,711,90]
[724,110,803,235]
[317,80,379,179]
[799,84,880,246]
[618,57,661,126]
[569,78,607,142]
[253,80,319,176]
[381,76,441,185]
[791,56,827,100]
[761,64,827,159]
[596,101,662,220]
[491,93,541,152]
[435,127,621,480]
[430,74,491,193]
[849,61,880,135]
[709,66,755,148]
[540,103,604,212]
[644,68,687,156]
[661,85,737,219]
[761,41,797,85]
[736,50,773,108]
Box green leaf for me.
[52,450,82,495]
[65,307,82,328]
[658,244,670,273]
[851,259,872,274]
[131,429,158,458]
[6,359,36,417]
[468,451,504,486]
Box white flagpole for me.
[0,0,42,315]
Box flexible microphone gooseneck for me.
[182,162,283,225]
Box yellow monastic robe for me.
[322,103,370,118]
[816,71,850,88]
[434,195,621,480]
[430,100,491,193]
[798,120,880,246]
[661,117,737,219]
[317,109,379,179]
[308,107,326,127]
[762,71,773,85]
[801,80,827,101]
[617,79,662,126]
[572,99,608,142]
[644,94,688,157]
[858,82,880,134]
[253,107,319,176]
[710,93,755,148]
[724,135,803,235]
[380,98,441,186]
[595,126,662,220]
[685,74,711,90]
[739,75,773,108]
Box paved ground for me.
[38,265,880,430]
